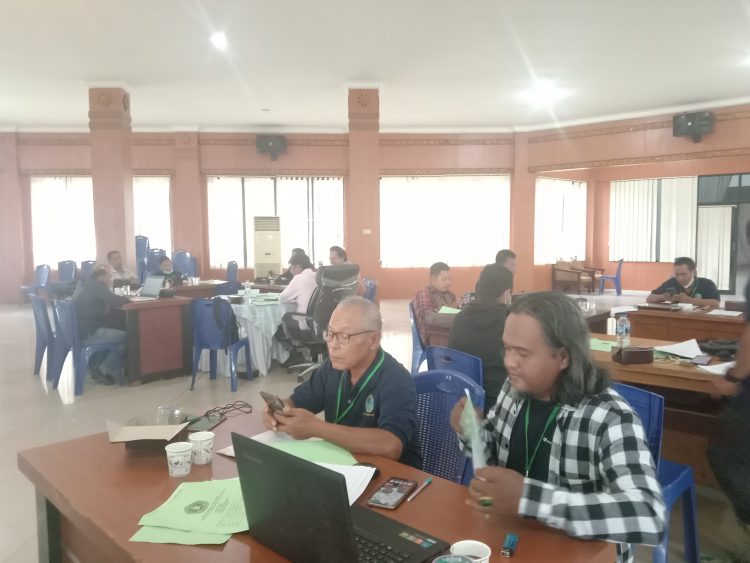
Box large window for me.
[30,176,96,266]
[379,176,510,268]
[609,177,697,262]
[207,176,343,268]
[534,177,587,265]
[133,176,172,253]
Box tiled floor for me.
[1,295,747,562]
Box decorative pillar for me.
[172,131,204,273]
[510,132,537,291]
[88,87,135,268]
[346,89,380,279]
[0,132,26,303]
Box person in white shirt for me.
[279,254,317,314]
[107,250,139,284]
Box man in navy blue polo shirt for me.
[647,256,720,307]
[263,296,421,468]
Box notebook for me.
[231,432,449,563]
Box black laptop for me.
[231,433,449,563]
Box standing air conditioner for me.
[254,216,282,277]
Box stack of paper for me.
[437,306,461,315]
[654,339,703,359]
[698,361,736,376]
[590,338,616,352]
[130,478,248,545]
[707,309,743,317]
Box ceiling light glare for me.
[210,32,228,51]
[742,54,750,66]
[519,80,571,107]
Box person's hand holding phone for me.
[274,407,321,440]
[260,391,288,431]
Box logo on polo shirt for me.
[365,394,375,414]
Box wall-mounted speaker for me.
[256,135,287,160]
[672,111,714,143]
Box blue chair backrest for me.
[135,235,149,262]
[612,383,664,467]
[192,298,234,350]
[425,346,484,387]
[413,369,485,483]
[57,260,77,283]
[30,294,54,340]
[363,279,377,302]
[215,281,241,296]
[614,258,624,277]
[35,264,51,287]
[80,260,96,280]
[227,261,238,283]
[147,248,167,274]
[52,299,81,350]
[409,302,425,348]
[173,251,192,276]
[189,256,198,277]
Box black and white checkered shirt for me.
[461,380,666,563]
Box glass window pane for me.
[534,177,587,265]
[276,178,311,262]
[132,176,171,253]
[311,178,344,265]
[207,177,245,268]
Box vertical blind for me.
[696,206,733,291]
[133,176,172,253]
[379,175,511,268]
[533,177,587,265]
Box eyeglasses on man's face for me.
[323,329,375,345]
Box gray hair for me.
[509,291,610,405]
[336,296,383,332]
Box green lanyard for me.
[524,400,560,478]
[334,351,385,424]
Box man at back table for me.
[107,250,138,285]
[263,296,421,467]
[72,265,130,384]
[156,256,183,288]
[647,256,720,307]
[279,253,317,313]
[411,261,458,341]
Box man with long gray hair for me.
[451,291,665,563]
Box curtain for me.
[207,176,244,268]
[133,176,172,253]
[697,206,733,291]
[534,177,587,265]
[379,175,510,268]
[609,179,657,261]
[243,177,276,267]
[659,177,697,262]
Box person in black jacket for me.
[449,263,513,412]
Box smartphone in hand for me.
[260,391,286,414]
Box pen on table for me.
[407,478,432,502]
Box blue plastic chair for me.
[612,383,664,467]
[189,256,198,278]
[137,258,148,283]
[409,302,427,375]
[173,251,193,276]
[135,235,149,262]
[226,261,238,283]
[363,279,377,302]
[57,260,77,283]
[215,282,242,296]
[190,298,252,392]
[147,248,167,274]
[80,260,96,280]
[413,369,485,483]
[599,258,624,296]
[425,346,484,387]
[51,300,126,395]
[30,295,64,381]
[21,264,51,299]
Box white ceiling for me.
[3,0,750,132]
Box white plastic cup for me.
[188,431,215,465]
[165,442,193,477]
[450,540,492,563]
[189,276,200,285]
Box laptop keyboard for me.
[354,532,410,563]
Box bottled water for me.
[616,315,631,348]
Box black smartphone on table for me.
[260,391,286,414]
[367,477,418,510]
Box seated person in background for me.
[329,245,348,265]
[277,248,306,283]
[411,262,458,340]
[156,256,183,288]
[263,297,421,467]
[72,265,130,385]
[449,264,513,412]
[279,253,317,313]
[647,256,720,307]
[107,250,138,284]
[495,249,517,273]
[450,292,665,563]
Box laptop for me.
[128,276,164,302]
[636,303,683,312]
[231,433,449,563]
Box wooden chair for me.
[552,260,594,293]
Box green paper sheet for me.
[130,526,231,545]
[590,338,615,352]
[438,306,461,315]
[271,440,357,465]
[138,478,248,534]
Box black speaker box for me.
[672,111,714,142]
[256,135,287,160]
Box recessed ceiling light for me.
[261,108,271,112]
[210,32,228,51]
[519,79,571,107]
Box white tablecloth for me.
[197,298,294,377]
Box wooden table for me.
[173,280,225,300]
[629,307,744,341]
[18,415,615,563]
[122,297,192,384]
